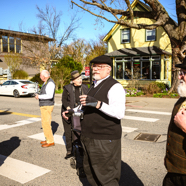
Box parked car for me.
[0,79,39,98]
[81,72,89,80]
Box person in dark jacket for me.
[61,70,88,159]
[163,57,186,186]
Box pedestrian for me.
[163,57,186,186]
[35,70,55,148]
[61,70,88,159]
[79,55,126,186]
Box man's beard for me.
[177,80,186,97]
[93,71,101,80]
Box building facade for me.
[0,29,54,83]
[103,0,172,88]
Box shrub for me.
[13,70,28,79]
[125,88,144,97]
[30,73,43,85]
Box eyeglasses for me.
[179,70,186,76]
[92,64,109,70]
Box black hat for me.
[175,57,186,69]
[90,55,112,66]
[70,70,81,80]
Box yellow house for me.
[103,0,172,88]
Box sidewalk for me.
[126,96,178,111]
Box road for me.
[0,95,178,186]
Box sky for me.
[1,0,177,44]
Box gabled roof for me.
[103,0,151,42]
[105,46,172,57]
[0,29,55,42]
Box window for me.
[116,63,123,79]
[2,36,8,52]
[9,37,14,52]
[152,61,160,79]
[3,81,10,85]
[124,62,132,79]
[16,38,21,53]
[121,28,130,43]
[115,55,161,80]
[1,36,21,53]
[133,62,141,79]
[10,81,19,85]
[146,29,156,41]
[142,61,150,79]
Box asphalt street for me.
[0,94,178,186]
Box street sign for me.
[85,67,90,76]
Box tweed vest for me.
[39,78,55,107]
[165,97,186,174]
[81,76,121,140]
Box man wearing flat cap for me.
[61,70,88,159]
[79,55,125,185]
[163,57,186,186]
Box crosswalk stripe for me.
[28,133,66,145]
[126,109,171,115]
[122,126,138,133]
[0,118,41,131]
[123,115,159,122]
[0,154,50,184]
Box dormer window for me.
[121,28,130,43]
[146,29,156,41]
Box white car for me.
[81,72,89,80]
[0,79,38,98]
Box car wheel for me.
[13,90,20,98]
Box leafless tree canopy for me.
[71,0,186,92]
[36,4,81,47]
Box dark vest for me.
[165,97,186,174]
[62,83,88,112]
[81,76,121,140]
[39,78,55,107]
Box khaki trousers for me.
[40,106,54,143]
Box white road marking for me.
[122,126,138,133]
[126,109,171,115]
[28,133,66,145]
[123,115,159,122]
[0,154,50,184]
[0,118,41,131]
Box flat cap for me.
[90,55,112,66]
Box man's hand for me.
[35,93,39,100]
[62,109,74,120]
[174,109,186,133]
[79,95,101,109]
[62,111,69,120]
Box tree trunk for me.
[168,70,179,93]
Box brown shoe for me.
[40,141,47,145]
[41,142,55,148]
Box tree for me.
[4,53,23,75]
[50,56,83,89]
[85,34,107,66]
[71,0,186,92]
[36,4,81,47]
[21,4,81,72]
[62,38,90,67]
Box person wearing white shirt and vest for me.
[78,55,126,186]
[35,70,56,148]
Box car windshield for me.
[19,81,34,84]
